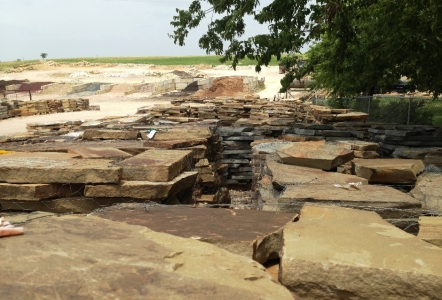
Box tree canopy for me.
[170,0,442,98]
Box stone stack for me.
[26,120,84,137]
[0,99,91,118]
[0,150,201,212]
[0,104,7,119]
[368,125,442,156]
[219,127,265,187]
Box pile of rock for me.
[369,125,442,155]
[0,104,7,119]
[26,120,84,137]
[2,98,90,118]
[254,141,424,231]
[137,98,370,126]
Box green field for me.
[0,56,282,69]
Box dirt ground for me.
[0,62,288,137]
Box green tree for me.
[170,0,442,98]
[40,53,48,60]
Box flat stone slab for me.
[265,155,368,189]
[0,215,293,300]
[275,184,421,218]
[85,171,198,200]
[143,138,207,149]
[0,153,121,184]
[334,140,379,151]
[276,141,354,170]
[67,147,133,159]
[82,129,139,140]
[281,204,442,299]
[119,149,193,182]
[0,183,83,201]
[418,216,442,247]
[96,205,296,263]
[410,172,442,215]
[0,151,80,160]
[352,158,425,184]
[140,126,213,141]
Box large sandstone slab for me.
[82,129,139,140]
[410,172,442,215]
[140,126,213,141]
[276,141,354,170]
[275,184,421,218]
[85,171,198,200]
[281,204,442,299]
[265,155,368,190]
[119,149,194,182]
[97,205,296,263]
[0,215,293,299]
[0,151,79,160]
[418,216,442,247]
[0,154,121,184]
[67,147,132,159]
[0,183,83,201]
[352,158,425,184]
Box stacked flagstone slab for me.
[0,149,200,212]
[368,125,442,156]
[252,142,423,225]
[0,215,294,299]
[4,98,90,118]
[281,204,442,299]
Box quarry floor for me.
[0,63,299,136]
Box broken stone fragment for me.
[352,158,425,184]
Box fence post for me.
[29,90,32,101]
[367,96,371,115]
[407,98,412,125]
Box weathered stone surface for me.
[352,158,425,184]
[85,171,198,200]
[410,172,442,215]
[281,204,442,299]
[67,147,132,159]
[418,216,442,247]
[265,155,368,190]
[119,149,193,182]
[143,138,207,149]
[0,197,119,213]
[425,149,442,168]
[82,129,139,140]
[275,184,421,218]
[392,146,440,159]
[0,151,79,160]
[0,154,121,184]
[0,183,83,201]
[0,215,293,299]
[276,142,354,170]
[97,205,295,263]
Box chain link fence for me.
[313,96,442,126]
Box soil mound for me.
[194,77,245,98]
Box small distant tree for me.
[40,53,48,60]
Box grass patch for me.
[50,56,281,66]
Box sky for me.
[0,0,278,62]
